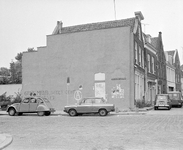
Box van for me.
[168,91,182,108]
[154,94,172,110]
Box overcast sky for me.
[0,0,183,68]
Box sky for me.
[0,0,183,68]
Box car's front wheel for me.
[8,108,16,116]
[99,109,107,116]
[69,109,77,117]
[37,111,45,116]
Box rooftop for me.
[53,17,136,35]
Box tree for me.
[15,52,23,62]
[0,67,10,84]
[0,67,10,76]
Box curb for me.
[0,134,13,150]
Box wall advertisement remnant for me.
[111,84,124,98]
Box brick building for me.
[143,33,158,104]
[151,32,167,94]
[166,50,181,92]
[22,12,145,111]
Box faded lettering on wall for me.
[23,90,76,100]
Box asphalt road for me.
[1,107,183,150]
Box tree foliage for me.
[0,47,37,85]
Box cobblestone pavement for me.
[1,107,183,150]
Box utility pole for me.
[113,0,116,20]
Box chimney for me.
[134,11,144,21]
[57,21,63,34]
[146,34,151,43]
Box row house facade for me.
[143,34,158,104]
[151,32,167,94]
[165,51,176,91]
[165,50,181,92]
[181,65,183,96]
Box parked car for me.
[168,91,183,108]
[154,94,172,110]
[64,97,115,116]
[7,96,55,116]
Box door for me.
[95,82,106,98]
[29,98,38,112]
[19,98,30,112]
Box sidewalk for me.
[0,134,13,150]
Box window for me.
[142,49,144,68]
[148,54,150,72]
[135,42,138,63]
[138,26,141,41]
[152,57,155,74]
[139,46,141,66]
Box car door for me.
[92,98,103,112]
[19,98,30,112]
[77,99,93,113]
[29,98,38,112]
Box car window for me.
[157,96,167,100]
[30,98,37,103]
[94,99,102,104]
[23,98,29,103]
[84,99,93,104]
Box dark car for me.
[154,94,172,110]
[168,91,182,108]
[64,97,115,116]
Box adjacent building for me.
[22,12,145,110]
[165,51,176,91]
[165,50,181,92]
[151,32,167,94]
[143,33,158,104]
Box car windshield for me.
[43,98,49,102]
[168,93,180,100]
[157,95,167,100]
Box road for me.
[1,107,183,150]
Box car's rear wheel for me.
[37,111,45,116]
[45,111,51,116]
[99,109,107,116]
[69,109,77,117]
[8,108,16,116]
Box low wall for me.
[0,84,22,96]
